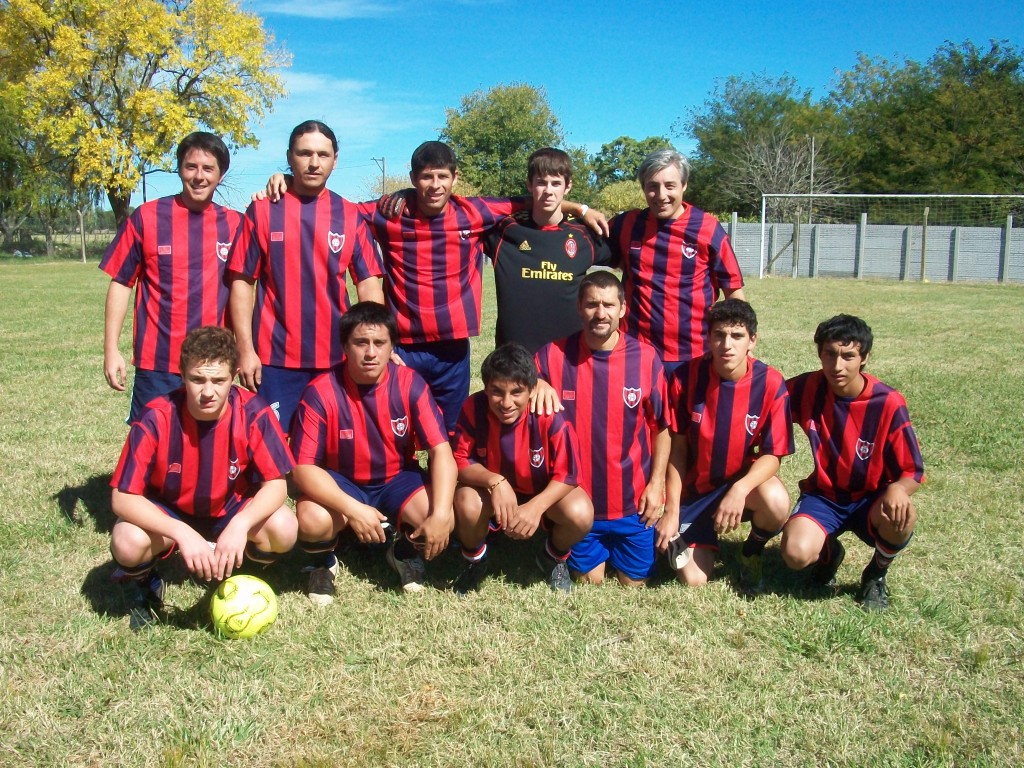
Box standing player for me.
[227,120,384,429]
[608,148,745,378]
[486,147,615,353]
[109,326,297,629]
[535,271,670,585]
[659,299,793,593]
[289,302,456,602]
[101,132,242,423]
[450,343,593,593]
[780,315,924,612]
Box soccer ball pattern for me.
[210,575,278,639]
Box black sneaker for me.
[811,536,846,587]
[536,550,573,594]
[128,570,165,631]
[859,573,890,613]
[452,558,489,595]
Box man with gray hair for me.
[608,148,745,379]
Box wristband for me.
[579,204,589,218]
[487,476,506,492]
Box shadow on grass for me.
[54,473,116,533]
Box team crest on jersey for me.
[564,236,578,258]
[216,242,231,262]
[459,229,471,240]
[622,387,642,409]
[228,460,240,481]
[391,416,409,437]
[856,438,874,460]
[745,413,760,436]
[327,231,345,254]
[683,244,698,260]
[530,447,544,468]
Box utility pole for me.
[372,157,386,196]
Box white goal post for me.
[757,194,1024,282]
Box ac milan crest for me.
[564,236,578,258]
[327,231,345,254]
[530,447,544,468]
[391,416,409,437]
[622,387,642,409]
[217,242,231,262]
[744,413,760,436]
[856,438,874,460]
[683,244,697,260]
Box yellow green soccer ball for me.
[210,575,278,639]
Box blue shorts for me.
[790,492,883,547]
[150,497,250,553]
[129,369,182,424]
[259,365,323,432]
[323,468,426,527]
[676,484,740,550]
[397,339,470,435]
[569,514,656,580]
[486,491,554,536]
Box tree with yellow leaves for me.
[0,0,289,226]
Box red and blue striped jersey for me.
[100,195,242,374]
[111,386,294,517]
[669,356,794,496]
[358,195,522,344]
[787,371,925,503]
[228,189,384,369]
[291,362,447,485]
[535,332,668,520]
[452,392,580,496]
[609,206,744,363]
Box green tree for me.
[594,179,645,216]
[441,83,564,196]
[0,0,289,226]
[830,40,1024,193]
[591,135,671,189]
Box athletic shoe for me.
[536,550,573,594]
[811,536,846,587]
[128,570,165,631]
[738,551,764,595]
[666,534,691,571]
[306,559,339,606]
[452,558,489,595]
[386,543,426,593]
[859,573,890,613]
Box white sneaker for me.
[306,559,339,606]
[386,543,426,593]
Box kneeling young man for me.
[780,315,924,612]
[451,343,593,593]
[290,302,456,602]
[659,299,794,593]
[109,326,298,629]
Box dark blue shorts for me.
[129,369,182,424]
[149,496,251,553]
[258,365,323,432]
[790,492,883,547]
[397,339,471,435]
[676,484,737,550]
[569,514,656,580]
[323,468,427,526]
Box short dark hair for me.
[411,141,457,175]
[176,132,230,176]
[288,120,338,154]
[339,301,397,346]
[527,147,573,185]
[814,314,873,359]
[707,299,758,337]
[481,343,537,389]
[179,326,238,373]
[578,269,623,303]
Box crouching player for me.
[290,302,456,603]
[109,326,298,629]
[535,271,670,586]
[780,315,924,612]
[451,343,593,593]
[659,299,793,593]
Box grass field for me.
[1,261,1022,767]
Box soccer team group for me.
[100,120,925,628]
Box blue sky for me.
[137,0,1024,209]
